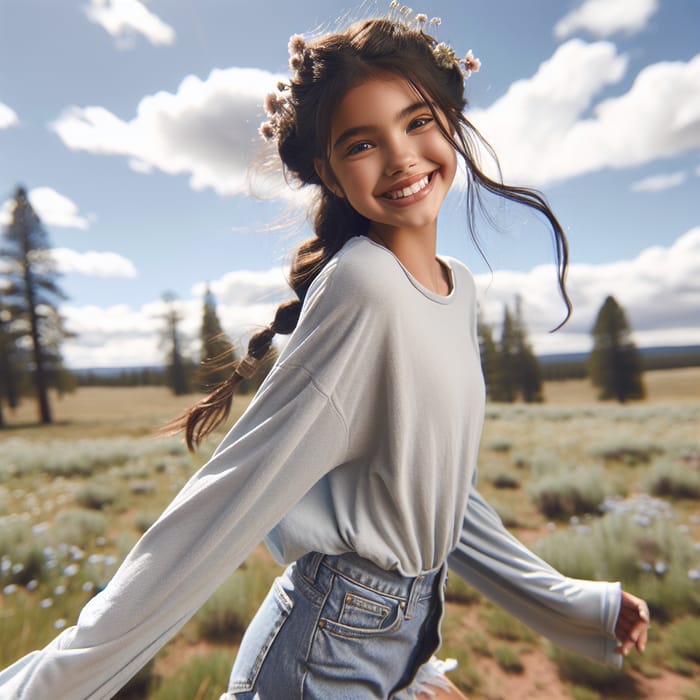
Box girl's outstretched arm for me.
[448,487,631,668]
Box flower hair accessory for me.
[388,1,481,80]
[259,33,309,141]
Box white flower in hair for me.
[288,34,306,55]
[433,42,456,70]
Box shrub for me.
[75,478,126,511]
[488,438,512,453]
[493,645,524,673]
[54,510,107,549]
[445,575,482,605]
[588,438,663,465]
[528,468,608,520]
[550,647,630,690]
[149,651,232,700]
[491,473,520,489]
[645,461,700,500]
[536,497,700,620]
[196,560,278,642]
[133,511,159,534]
[669,618,700,663]
[481,607,536,643]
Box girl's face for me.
[317,77,457,240]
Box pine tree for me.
[513,296,543,403]
[160,292,191,396]
[481,299,543,403]
[588,295,645,402]
[198,285,235,392]
[493,306,518,402]
[0,186,69,423]
[477,315,499,399]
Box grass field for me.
[1,368,699,699]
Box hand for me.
[615,590,649,656]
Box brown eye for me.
[346,141,373,156]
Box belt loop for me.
[301,551,325,584]
[404,574,425,620]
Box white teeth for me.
[385,175,430,200]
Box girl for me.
[0,7,649,700]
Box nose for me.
[384,134,417,176]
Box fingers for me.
[616,592,650,656]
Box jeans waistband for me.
[296,551,444,620]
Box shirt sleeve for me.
[0,273,359,699]
[447,487,623,668]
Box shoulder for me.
[306,236,399,308]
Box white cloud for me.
[84,0,175,47]
[50,67,289,197]
[554,0,659,39]
[630,171,686,192]
[51,248,138,278]
[476,227,700,356]
[0,102,18,129]
[470,46,700,187]
[0,187,92,230]
[30,187,92,229]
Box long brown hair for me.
[166,16,571,450]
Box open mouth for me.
[383,172,433,200]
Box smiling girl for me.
[0,7,649,700]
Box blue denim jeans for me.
[220,551,446,699]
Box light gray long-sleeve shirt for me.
[0,236,621,700]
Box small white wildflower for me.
[12,563,23,574]
[26,579,38,591]
[53,619,67,630]
[40,598,53,608]
[64,564,79,577]
[82,581,95,592]
[3,584,18,595]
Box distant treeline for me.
[75,367,169,387]
[540,346,700,381]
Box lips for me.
[383,173,433,200]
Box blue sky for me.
[1,0,698,367]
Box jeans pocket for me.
[228,578,293,693]
[320,574,403,639]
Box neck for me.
[368,222,449,295]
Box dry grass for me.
[542,367,700,404]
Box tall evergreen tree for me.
[0,302,21,424]
[513,296,543,403]
[588,295,645,402]
[492,306,518,402]
[477,315,499,399]
[481,299,543,403]
[0,186,69,423]
[198,286,235,392]
[160,292,191,396]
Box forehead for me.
[329,77,422,138]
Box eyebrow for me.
[332,100,430,151]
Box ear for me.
[314,158,344,198]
